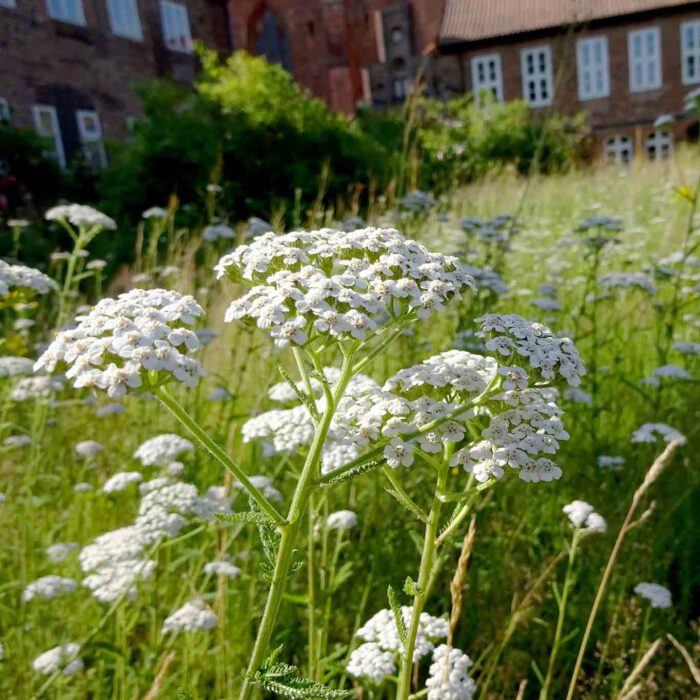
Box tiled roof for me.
[440,0,697,44]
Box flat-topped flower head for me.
[326,510,358,530]
[216,227,475,348]
[476,313,585,387]
[599,272,656,295]
[162,599,218,633]
[34,288,206,397]
[0,356,35,377]
[383,350,498,400]
[32,643,83,676]
[22,575,77,602]
[45,203,116,230]
[0,260,58,298]
[631,422,686,445]
[634,582,672,608]
[133,433,194,466]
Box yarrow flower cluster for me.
[476,314,585,386]
[32,643,83,676]
[103,471,143,493]
[133,434,194,466]
[0,260,58,297]
[45,204,116,230]
[563,500,607,533]
[425,644,476,700]
[634,582,672,608]
[631,423,686,445]
[161,599,218,633]
[22,575,77,602]
[10,376,63,402]
[0,356,35,377]
[79,478,231,603]
[216,227,475,348]
[326,510,358,530]
[599,272,655,295]
[202,224,234,242]
[347,607,448,683]
[35,288,206,397]
[203,560,241,579]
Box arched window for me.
[645,130,674,160]
[254,10,292,72]
[604,135,633,164]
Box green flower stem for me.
[396,461,449,700]
[237,351,355,700]
[155,385,285,526]
[540,529,580,700]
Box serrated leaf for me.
[320,458,383,487]
[387,585,407,646]
[384,487,428,522]
[215,511,277,527]
[250,654,352,698]
[403,576,420,596]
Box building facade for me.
[431,0,700,162]
[0,0,229,168]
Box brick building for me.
[0,0,229,168]
[229,0,700,161]
[225,0,443,114]
[430,0,700,161]
[3,0,700,169]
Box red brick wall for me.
[440,8,700,146]
[0,0,226,146]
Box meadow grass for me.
[0,152,698,699]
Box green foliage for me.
[99,49,390,228]
[0,122,62,217]
[250,647,352,698]
[387,585,407,646]
[411,94,591,191]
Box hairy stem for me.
[155,385,285,526]
[237,351,354,700]
[396,463,448,700]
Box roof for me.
[439,0,697,44]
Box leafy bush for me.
[0,123,62,218]
[411,95,591,192]
[99,49,391,228]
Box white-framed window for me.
[32,105,66,169]
[76,110,107,169]
[0,98,10,122]
[604,135,633,164]
[628,27,662,92]
[681,21,700,84]
[46,0,85,25]
[645,129,674,159]
[0,1,17,9]
[392,77,410,100]
[577,36,610,100]
[521,45,554,107]
[471,53,503,102]
[160,1,192,53]
[107,0,142,40]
